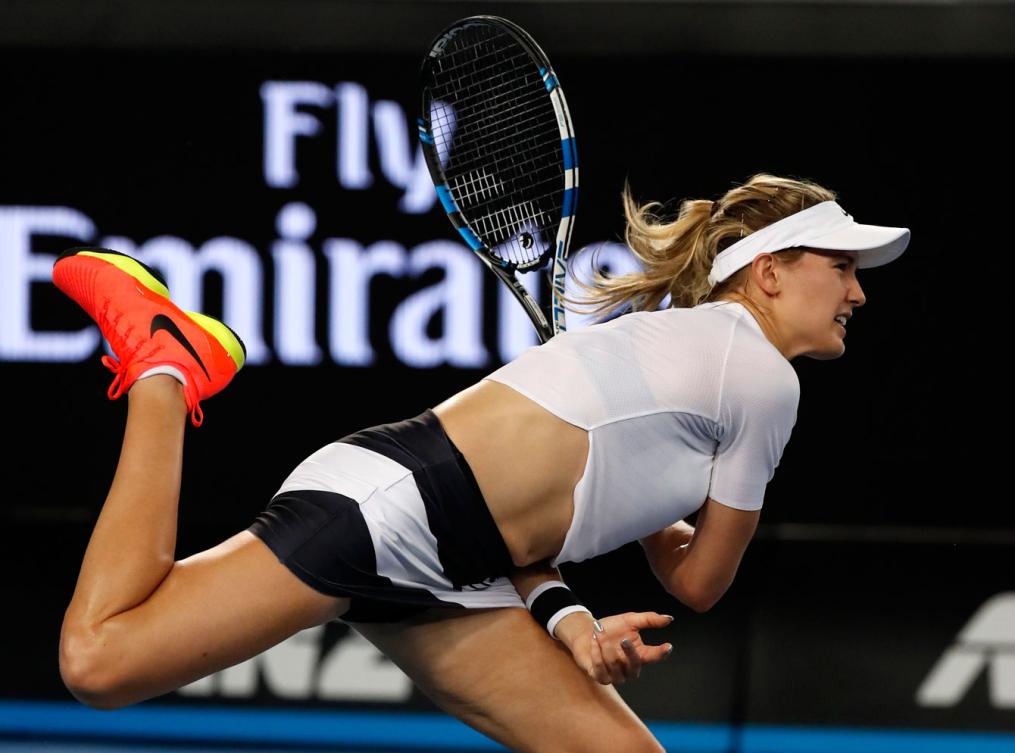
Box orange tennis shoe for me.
[52,247,246,427]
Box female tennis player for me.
[55,173,908,753]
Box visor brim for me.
[805,223,911,269]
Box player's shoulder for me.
[701,303,799,401]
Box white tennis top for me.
[482,300,800,567]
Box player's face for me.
[776,249,866,361]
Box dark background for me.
[1,1,1012,750]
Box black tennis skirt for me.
[247,408,524,623]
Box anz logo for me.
[178,626,413,702]
[918,592,1015,709]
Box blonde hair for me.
[563,173,838,321]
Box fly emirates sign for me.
[1,81,639,369]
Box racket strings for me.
[451,159,561,211]
[474,186,564,265]
[432,49,534,102]
[430,44,534,115]
[434,30,530,79]
[429,61,551,153]
[455,160,562,215]
[431,74,541,134]
[456,139,563,260]
[437,101,560,167]
[425,25,566,268]
[446,133,561,203]
[455,163,563,262]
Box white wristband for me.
[547,605,593,639]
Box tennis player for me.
[55,173,908,753]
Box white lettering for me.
[0,206,97,361]
[262,81,334,188]
[918,591,1015,708]
[373,99,434,215]
[178,626,412,702]
[3,202,641,369]
[389,241,487,368]
[4,78,658,372]
[261,80,436,214]
[323,238,406,366]
[318,629,413,701]
[335,82,372,190]
[273,203,323,365]
[179,625,322,699]
[134,235,269,364]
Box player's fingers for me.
[626,612,676,630]
[607,657,627,684]
[620,638,641,679]
[595,633,627,685]
[589,631,612,685]
[604,638,629,685]
[640,641,675,664]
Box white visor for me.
[708,200,911,286]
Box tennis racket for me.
[419,15,578,343]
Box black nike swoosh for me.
[150,314,210,380]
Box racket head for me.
[419,15,578,278]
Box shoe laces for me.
[102,347,204,427]
[96,297,206,428]
[98,298,140,401]
[102,340,166,400]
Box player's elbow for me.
[668,577,718,614]
[690,591,720,613]
[682,587,718,613]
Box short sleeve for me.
[707,339,800,511]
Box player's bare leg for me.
[352,606,666,753]
[51,247,350,709]
[59,376,349,709]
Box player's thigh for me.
[83,531,350,706]
[349,607,665,753]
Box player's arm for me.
[646,320,794,612]
[510,559,673,686]
[639,498,759,612]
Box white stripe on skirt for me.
[274,442,525,610]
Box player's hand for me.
[568,612,674,685]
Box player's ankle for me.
[136,365,187,387]
[128,372,187,401]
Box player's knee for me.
[60,620,147,710]
[59,629,124,710]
